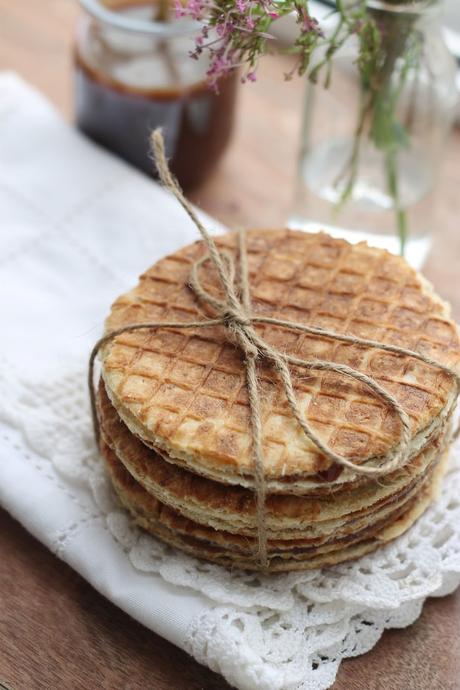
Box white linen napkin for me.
[0,70,218,652]
[1,72,460,690]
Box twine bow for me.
[89,129,460,569]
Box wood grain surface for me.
[1,1,460,689]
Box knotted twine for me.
[89,129,460,569]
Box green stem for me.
[331,5,417,253]
[334,90,372,210]
[385,150,408,255]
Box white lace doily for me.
[1,364,459,690]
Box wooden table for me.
[1,2,460,689]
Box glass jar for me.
[290,0,458,268]
[74,0,238,190]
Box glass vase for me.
[290,0,458,268]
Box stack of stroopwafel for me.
[95,230,460,571]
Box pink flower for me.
[174,0,185,18]
[299,8,323,37]
[216,21,229,38]
[178,0,325,90]
[184,0,206,20]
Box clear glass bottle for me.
[290,0,458,268]
[75,0,238,190]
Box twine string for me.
[88,128,460,569]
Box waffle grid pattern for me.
[103,231,459,478]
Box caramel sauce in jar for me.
[75,1,237,190]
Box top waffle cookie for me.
[101,230,460,487]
